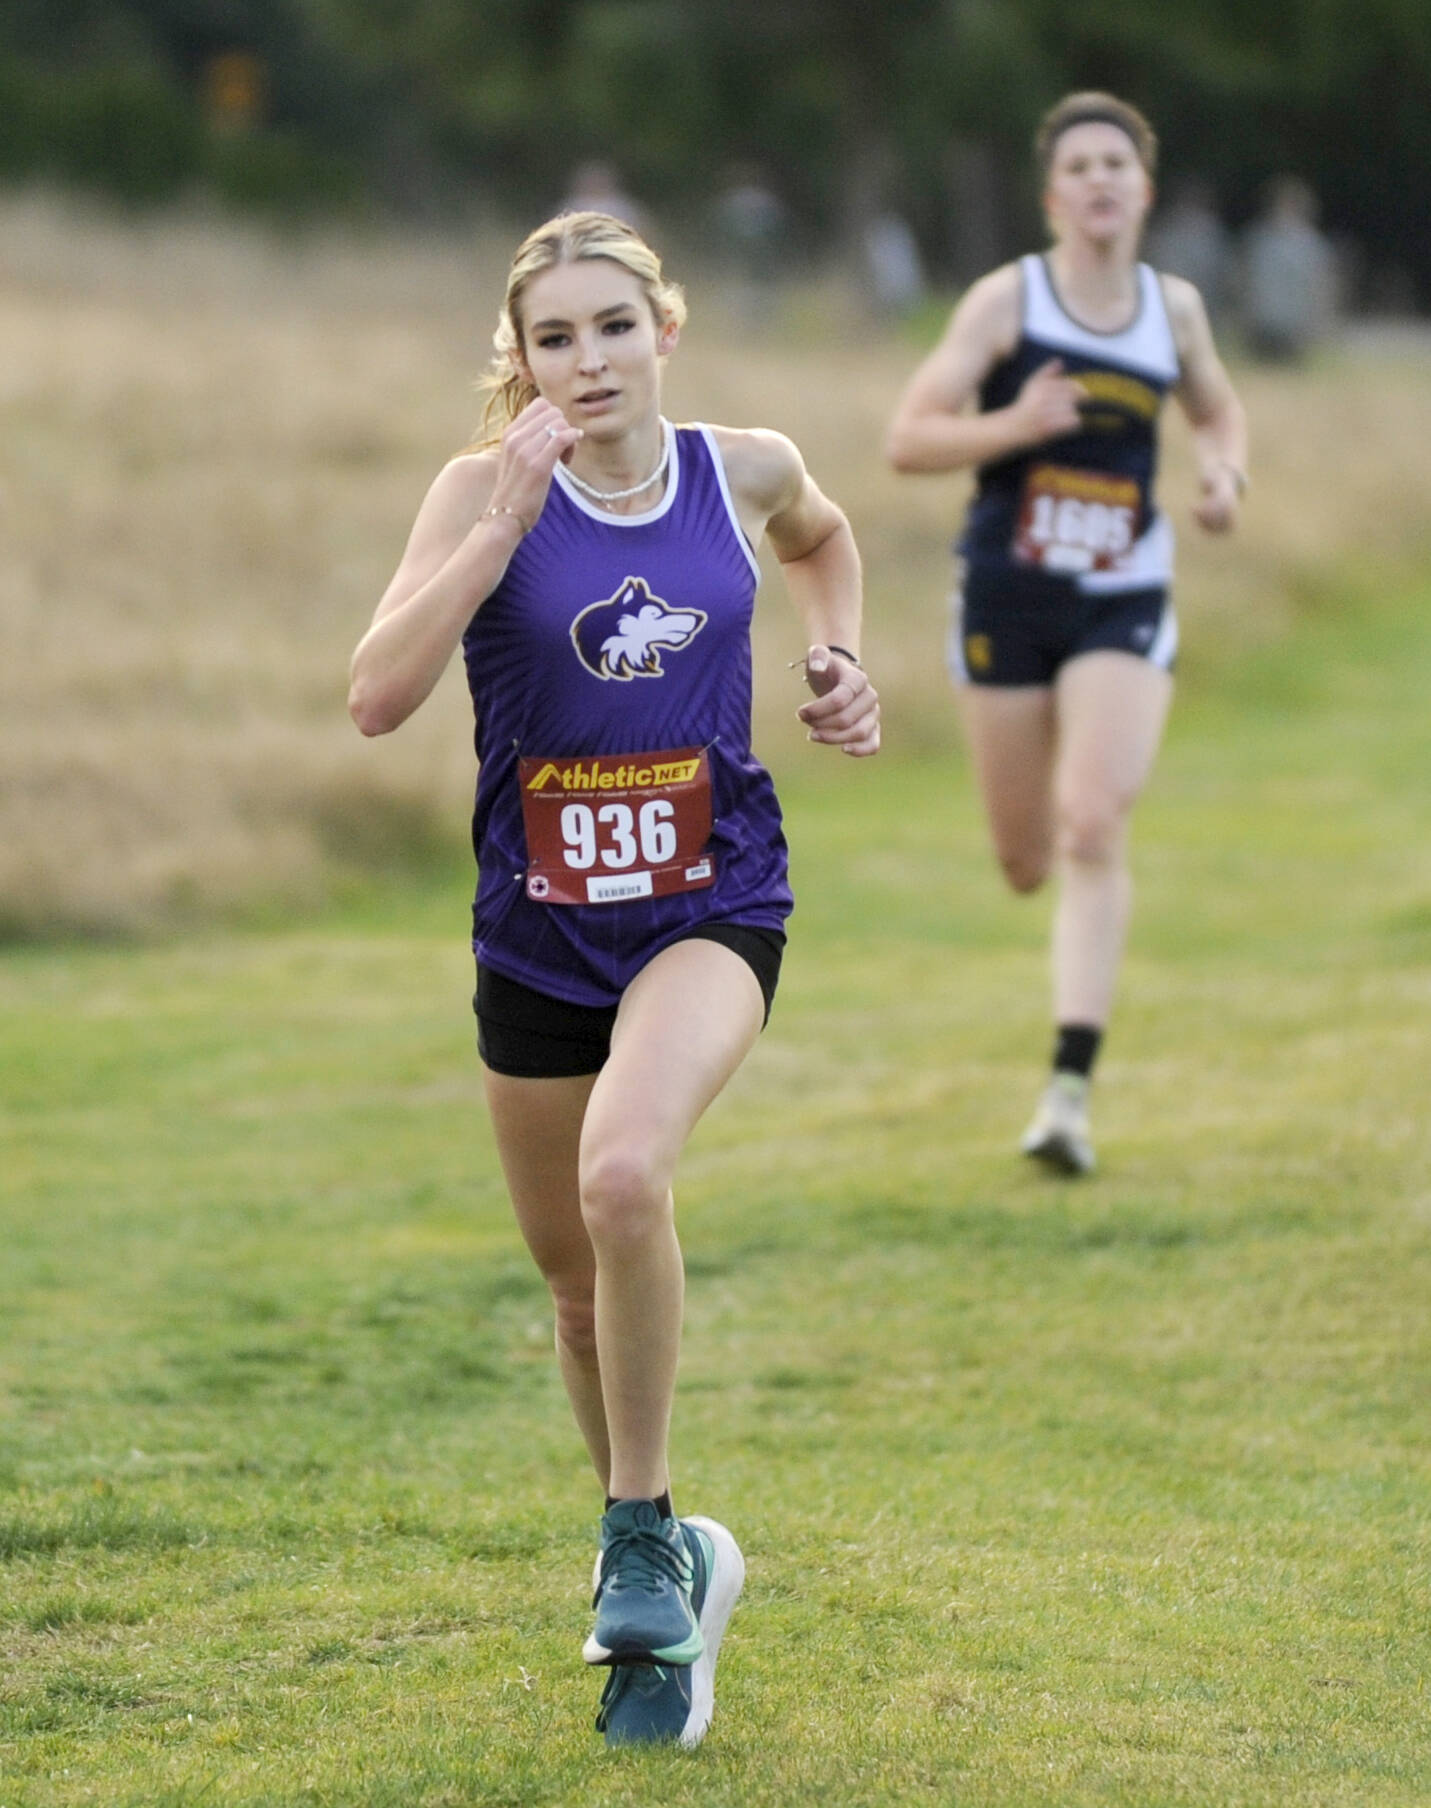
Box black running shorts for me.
[475,924,786,1079]
[949,561,1176,688]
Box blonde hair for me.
[472,211,686,447]
[1035,91,1158,180]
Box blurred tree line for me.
[2,0,1428,306]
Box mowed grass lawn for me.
[3,573,1431,1807]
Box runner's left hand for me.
[797,647,881,757]
[1194,462,1241,533]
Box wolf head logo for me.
[570,576,707,681]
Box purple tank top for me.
[461,421,792,1006]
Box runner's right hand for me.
[487,398,584,531]
[1011,358,1086,445]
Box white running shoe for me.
[1020,1073,1096,1175]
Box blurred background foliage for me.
[1,0,1428,304]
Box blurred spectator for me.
[861,210,927,320]
[203,51,265,134]
[1145,177,1232,324]
[557,160,649,235]
[1240,176,1338,362]
[713,163,788,324]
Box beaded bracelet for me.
[480,503,531,535]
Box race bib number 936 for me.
[518,748,716,905]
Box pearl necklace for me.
[562,432,670,507]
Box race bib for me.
[517,748,716,906]
[1014,464,1140,575]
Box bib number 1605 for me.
[1015,463,1142,574]
[1025,492,1134,564]
[560,799,677,871]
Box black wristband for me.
[826,644,862,667]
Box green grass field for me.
[3,558,1430,1806]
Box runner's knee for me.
[549,1280,598,1363]
[579,1144,674,1247]
[998,845,1050,893]
[1055,795,1126,867]
[990,820,1051,891]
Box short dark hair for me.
[1035,92,1158,180]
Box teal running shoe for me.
[583,1498,702,1667]
[595,1515,745,1748]
[595,1659,694,1748]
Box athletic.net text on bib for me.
[518,748,717,906]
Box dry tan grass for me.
[2,192,1428,934]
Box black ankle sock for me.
[1053,1023,1103,1080]
[605,1491,674,1520]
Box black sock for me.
[605,1491,674,1520]
[1052,1023,1103,1080]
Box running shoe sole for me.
[1021,1127,1095,1175]
[583,1620,702,1667]
[678,1515,744,1747]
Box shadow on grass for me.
[828,1196,1319,1258]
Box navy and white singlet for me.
[462,420,792,1008]
[952,255,1182,685]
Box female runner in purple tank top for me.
[348,211,879,1748]
[886,93,1247,1176]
